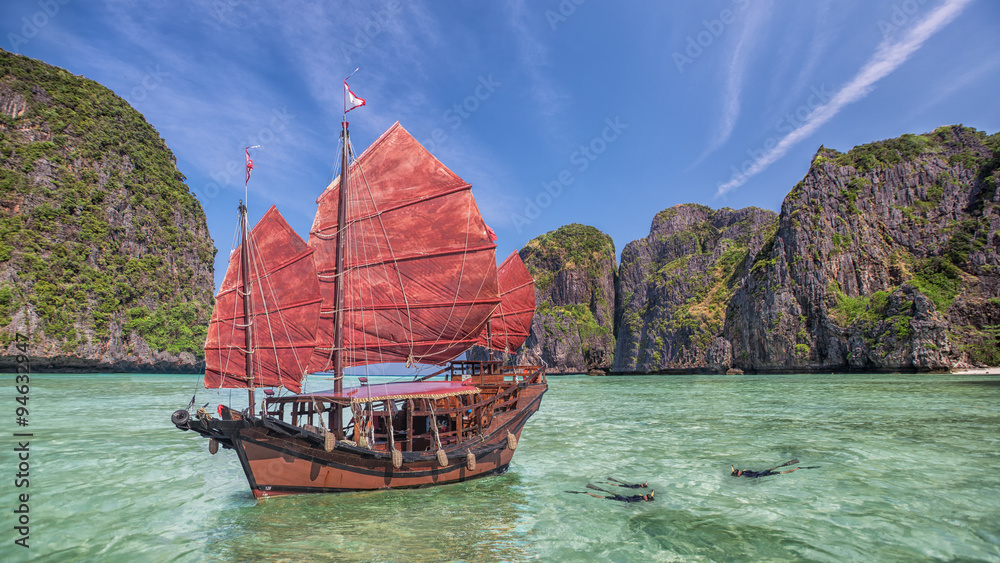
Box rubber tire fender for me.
[171,409,190,426]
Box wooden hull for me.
[178,381,546,497]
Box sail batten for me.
[475,252,536,353]
[307,122,500,372]
[311,183,473,235]
[314,243,499,273]
[213,296,323,321]
[214,248,319,289]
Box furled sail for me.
[205,206,322,393]
[475,251,535,353]
[308,122,500,370]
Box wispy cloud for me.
[781,1,834,106]
[691,2,773,167]
[907,56,1000,118]
[716,0,972,196]
[711,4,772,149]
[505,0,570,145]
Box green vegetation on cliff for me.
[615,204,778,372]
[829,132,940,172]
[522,223,615,294]
[519,223,617,372]
[0,49,215,359]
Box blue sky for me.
[4,0,999,289]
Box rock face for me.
[513,224,617,374]
[0,49,215,372]
[723,126,1000,372]
[614,204,777,372]
[516,125,1000,374]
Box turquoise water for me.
[2,372,999,562]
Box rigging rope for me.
[355,153,417,365]
[422,190,497,363]
[217,216,243,389]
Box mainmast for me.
[331,122,349,395]
[239,200,255,411]
[328,72,364,435]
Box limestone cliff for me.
[723,125,1000,372]
[0,49,215,372]
[517,125,999,374]
[513,224,617,374]
[614,204,777,372]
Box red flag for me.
[245,147,254,185]
[345,78,365,114]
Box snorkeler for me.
[730,458,820,478]
[566,484,655,502]
[606,477,648,489]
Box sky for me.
[3,0,999,290]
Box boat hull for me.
[179,381,546,497]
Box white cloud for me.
[709,3,773,151]
[689,1,774,168]
[716,0,973,196]
[504,0,572,148]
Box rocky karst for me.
[614,204,777,373]
[723,125,1000,372]
[3,47,998,376]
[0,49,215,372]
[508,223,617,374]
[520,125,1000,374]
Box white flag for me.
[344,79,365,114]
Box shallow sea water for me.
[2,372,999,562]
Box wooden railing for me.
[263,362,546,451]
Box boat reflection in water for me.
[206,473,533,561]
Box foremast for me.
[239,200,256,411]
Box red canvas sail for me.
[308,122,500,370]
[205,206,322,393]
[475,251,535,353]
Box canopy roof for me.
[294,380,480,403]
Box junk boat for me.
[171,77,546,497]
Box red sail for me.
[308,122,500,370]
[205,206,322,393]
[475,251,535,353]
